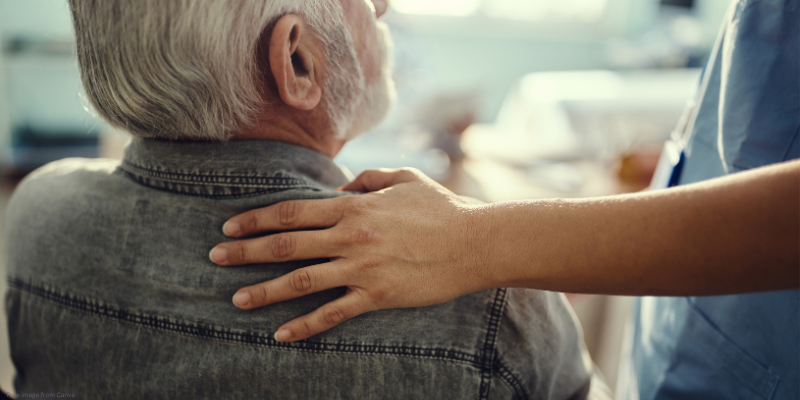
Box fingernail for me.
[233,291,251,307]
[223,221,240,237]
[274,328,292,342]
[209,247,228,264]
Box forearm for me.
[212,163,798,340]
[482,159,800,296]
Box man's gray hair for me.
[68,0,358,141]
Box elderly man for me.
[3,1,602,398]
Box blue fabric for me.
[623,0,800,399]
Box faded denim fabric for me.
[621,0,800,399]
[4,138,594,400]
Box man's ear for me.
[269,14,322,111]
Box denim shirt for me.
[3,138,595,400]
[621,0,800,399]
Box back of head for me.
[68,0,355,141]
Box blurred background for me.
[0,0,732,395]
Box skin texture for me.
[210,160,800,342]
[234,0,389,157]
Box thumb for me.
[338,168,425,193]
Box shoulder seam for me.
[123,172,306,199]
[496,359,529,400]
[478,288,508,400]
[120,161,311,188]
[8,278,483,367]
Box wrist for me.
[476,200,553,290]
[461,203,504,292]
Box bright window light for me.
[484,0,609,21]
[482,0,549,20]
[393,0,609,21]
[391,0,481,16]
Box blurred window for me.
[392,0,609,21]
[392,0,482,16]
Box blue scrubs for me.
[621,0,800,399]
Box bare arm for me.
[210,159,800,341]
[484,159,799,296]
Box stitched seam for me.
[9,278,481,366]
[120,162,311,188]
[497,360,529,400]
[122,161,298,181]
[124,173,320,199]
[478,288,508,400]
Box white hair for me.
[68,0,362,141]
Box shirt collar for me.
[120,138,349,197]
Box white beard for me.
[343,21,396,140]
[322,20,396,141]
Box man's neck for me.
[232,109,346,158]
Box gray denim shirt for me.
[3,138,593,399]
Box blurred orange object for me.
[617,148,662,192]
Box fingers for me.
[232,260,350,310]
[223,197,348,238]
[210,230,335,266]
[273,288,373,342]
[339,168,425,193]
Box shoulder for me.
[11,158,123,204]
[21,157,121,185]
[3,158,136,278]
[494,288,593,399]
[5,157,127,242]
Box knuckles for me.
[397,167,417,174]
[397,167,421,181]
[364,283,389,306]
[279,201,300,227]
[334,197,383,246]
[341,196,367,216]
[370,287,391,306]
[356,259,381,273]
[321,305,345,325]
[350,227,378,244]
[352,286,382,310]
[271,234,296,260]
[291,269,314,293]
